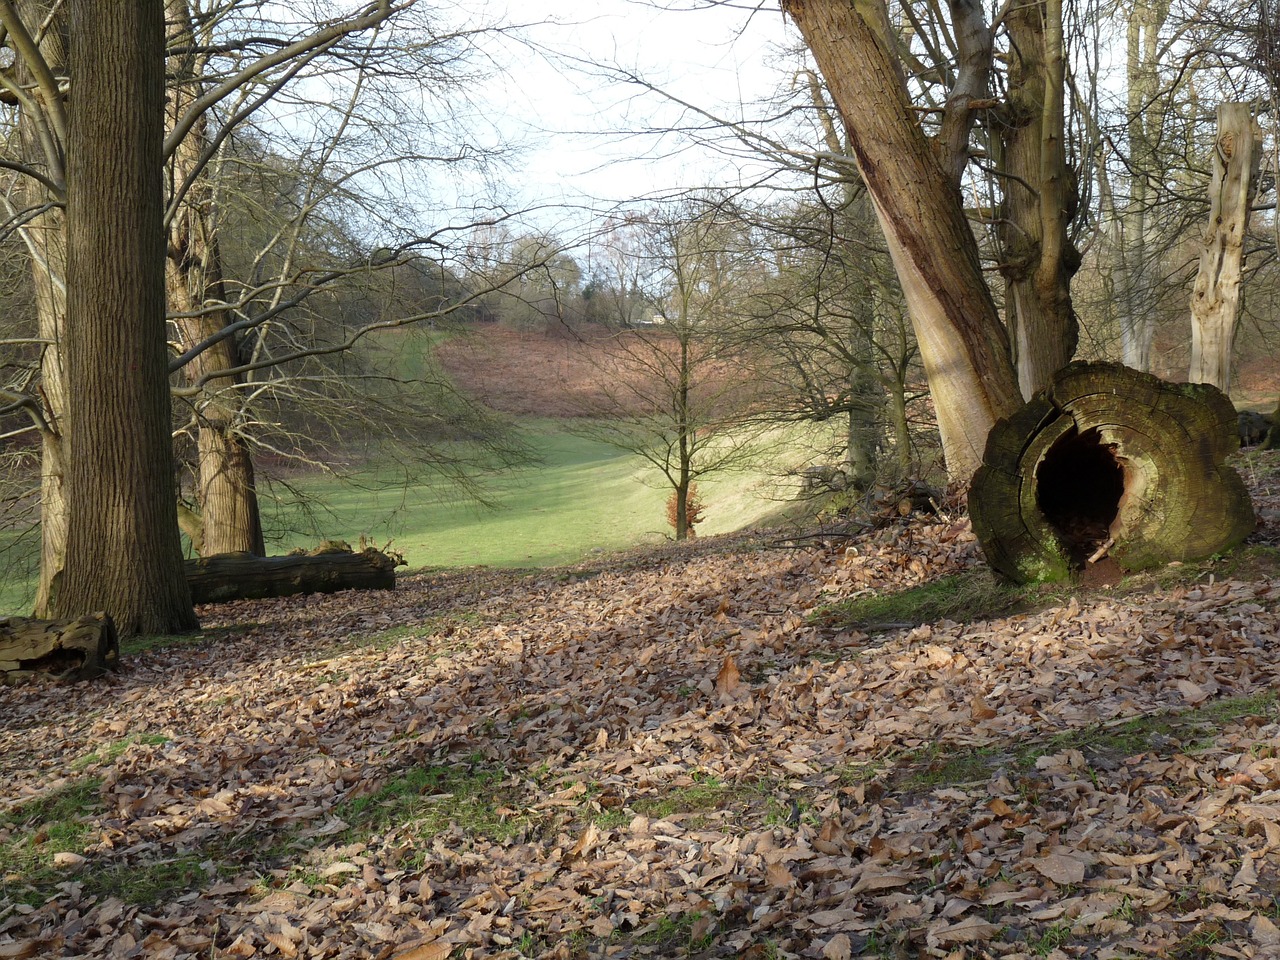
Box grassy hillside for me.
[0,421,809,616]
[261,421,802,571]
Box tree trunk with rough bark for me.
[56,0,198,635]
[998,0,1080,398]
[1189,103,1261,392]
[781,0,1022,480]
[165,0,265,557]
[970,362,1255,584]
[5,0,72,617]
[186,548,398,604]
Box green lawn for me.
[261,422,799,570]
[0,422,810,616]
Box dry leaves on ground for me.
[2,454,1280,959]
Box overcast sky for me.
[466,1,796,227]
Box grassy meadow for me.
[0,420,813,618]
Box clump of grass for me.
[80,854,210,906]
[635,911,717,953]
[812,570,1029,633]
[632,773,738,820]
[334,757,526,845]
[886,692,1278,793]
[72,733,171,771]
[814,545,1280,638]
[0,777,104,905]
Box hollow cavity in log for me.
[1035,427,1125,564]
[970,361,1255,584]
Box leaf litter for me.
[2,456,1280,958]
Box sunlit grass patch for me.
[885,692,1279,794]
[0,777,104,905]
[72,733,172,772]
[80,854,211,906]
[812,569,1029,633]
[334,758,526,846]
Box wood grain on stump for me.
[0,613,119,682]
[970,361,1255,584]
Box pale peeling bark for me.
[1189,103,1261,392]
[782,0,1021,479]
[58,0,197,634]
[166,0,264,557]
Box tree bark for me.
[56,0,198,635]
[0,613,118,681]
[970,361,1255,583]
[165,0,265,557]
[998,0,1080,398]
[781,0,1022,480]
[4,0,72,616]
[186,549,398,604]
[1189,103,1261,392]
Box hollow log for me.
[970,361,1255,584]
[0,613,119,682]
[186,548,398,605]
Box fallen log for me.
[0,613,119,682]
[970,361,1255,584]
[186,547,398,605]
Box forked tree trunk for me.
[1189,103,1261,392]
[970,362,1255,583]
[57,0,197,635]
[999,0,1080,398]
[781,0,1022,480]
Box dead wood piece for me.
[185,548,398,605]
[0,613,119,682]
[970,361,1255,584]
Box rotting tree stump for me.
[0,613,119,682]
[186,547,399,605]
[970,361,1255,584]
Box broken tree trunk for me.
[185,547,398,605]
[970,361,1255,584]
[1,613,119,682]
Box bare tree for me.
[579,197,770,540]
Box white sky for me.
[465,1,796,228]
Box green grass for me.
[812,569,1031,633]
[889,691,1278,793]
[332,758,526,847]
[813,545,1280,636]
[0,420,807,617]
[0,777,105,905]
[257,421,797,574]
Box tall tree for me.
[165,0,265,557]
[780,0,1023,480]
[56,0,197,633]
[0,0,70,616]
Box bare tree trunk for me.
[5,0,72,616]
[57,0,197,635]
[999,0,1080,398]
[166,0,265,557]
[1189,103,1261,392]
[782,0,1021,480]
[1116,0,1172,372]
